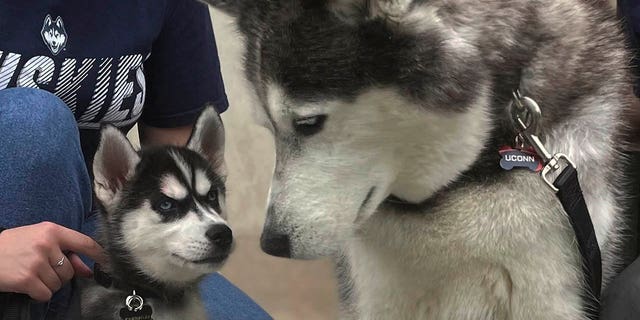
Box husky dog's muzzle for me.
[260,217,291,258]
[260,230,291,258]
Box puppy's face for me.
[116,148,230,282]
[93,107,231,285]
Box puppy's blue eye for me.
[293,115,327,136]
[157,199,176,212]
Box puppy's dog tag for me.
[120,290,153,320]
[119,305,153,320]
[499,147,543,172]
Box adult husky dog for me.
[205,0,630,318]
[80,107,231,320]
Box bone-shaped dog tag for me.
[499,147,543,172]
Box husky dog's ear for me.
[44,15,53,27]
[329,0,414,23]
[93,126,140,208]
[55,17,64,29]
[187,106,226,169]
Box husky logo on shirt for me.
[41,15,67,56]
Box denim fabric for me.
[0,88,90,320]
[0,88,91,233]
[0,88,271,320]
[199,273,273,320]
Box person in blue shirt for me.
[0,1,271,319]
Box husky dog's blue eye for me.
[293,115,327,136]
[157,199,177,212]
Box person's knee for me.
[0,88,91,229]
[0,87,87,191]
[0,87,77,139]
[0,88,80,159]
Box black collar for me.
[93,263,186,304]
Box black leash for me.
[554,166,602,318]
[506,91,601,319]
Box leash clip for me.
[540,154,575,192]
[509,90,575,192]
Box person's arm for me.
[138,123,193,147]
[138,0,228,145]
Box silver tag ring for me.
[125,291,144,312]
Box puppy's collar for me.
[93,263,185,303]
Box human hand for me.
[0,222,107,302]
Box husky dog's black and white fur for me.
[203,0,633,319]
[79,107,231,320]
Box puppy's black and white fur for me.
[80,107,231,320]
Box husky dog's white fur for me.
[202,0,632,318]
[80,107,232,320]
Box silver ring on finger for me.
[55,256,65,268]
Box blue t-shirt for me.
[619,0,640,96]
[0,0,229,166]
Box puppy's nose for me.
[206,224,233,252]
[260,231,291,258]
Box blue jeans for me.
[0,88,271,320]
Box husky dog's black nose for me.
[260,232,291,258]
[206,224,233,252]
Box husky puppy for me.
[204,0,631,319]
[80,107,231,320]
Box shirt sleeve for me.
[141,0,229,128]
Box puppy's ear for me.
[187,106,226,170]
[93,125,140,208]
[44,15,53,26]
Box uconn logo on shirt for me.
[41,15,68,56]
